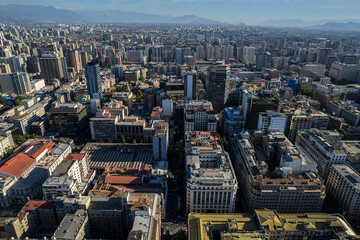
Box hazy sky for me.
[1,0,360,24]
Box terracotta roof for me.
[0,153,36,178]
[65,153,85,162]
[105,175,142,185]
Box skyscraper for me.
[39,54,68,81]
[208,63,230,113]
[85,59,102,100]
[0,72,32,94]
[184,71,197,100]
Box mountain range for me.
[0,4,226,25]
[1,4,360,31]
[258,19,360,31]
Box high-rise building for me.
[152,121,169,161]
[208,63,230,113]
[0,72,32,94]
[326,164,360,221]
[39,54,68,81]
[220,107,245,138]
[85,59,102,99]
[184,71,197,100]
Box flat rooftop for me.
[81,143,153,170]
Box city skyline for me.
[1,0,360,25]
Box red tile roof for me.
[0,153,36,178]
[105,175,142,185]
[65,153,85,162]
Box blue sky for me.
[1,0,360,24]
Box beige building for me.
[296,129,347,181]
[326,164,360,221]
[186,131,238,213]
[230,132,325,213]
[188,210,359,240]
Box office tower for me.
[220,107,245,138]
[39,54,68,81]
[185,131,238,213]
[326,165,360,221]
[152,121,169,161]
[184,71,197,100]
[242,46,256,64]
[317,48,334,64]
[65,49,82,73]
[184,100,217,132]
[85,59,102,99]
[0,72,32,94]
[230,132,325,213]
[47,102,88,137]
[296,129,347,181]
[256,52,272,69]
[208,63,230,113]
[241,89,279,130]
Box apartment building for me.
[296,129,347,181]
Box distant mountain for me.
[309,22,360,31]
[258,19,360,28]
[0,4,227,25]
[1,4,85,23]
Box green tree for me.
[167,170,173,179]
[121,135,126,144]
[163,228,171,240]
[139,75,145,81]
[175,229,186,240]
[14,95,25,105]
[133,139,137,144]
[221,137,229,152]
[123,164,129,172]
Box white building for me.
[304,64,326,76]
[184,100,216,132]
[162,99,174,117]
[258,111,287,133]
[152,121,169,161]
[329,63,360,82]
[42,176,78,200]
[296,129,347,181]
[186,131,238,213]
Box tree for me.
[167,170,173,179]
[163,228,171,240]
[139,75,145,81]
[133,139,137,144]
[121,135,126,144]
[123,164,129,171]
[221,137,229,152]
[14,95,25,105]
[175,229,186,240]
